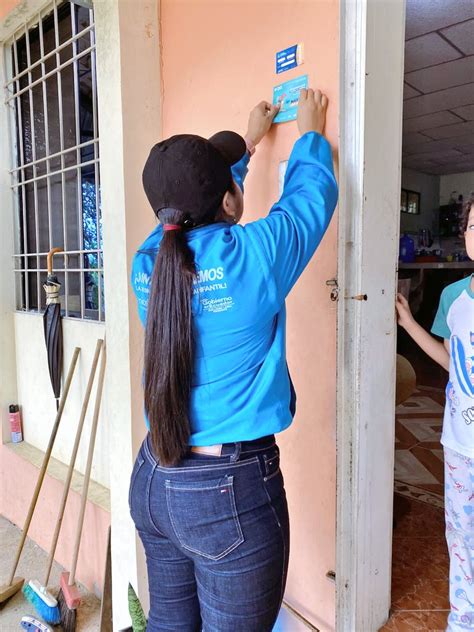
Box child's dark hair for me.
[461,195,474,233]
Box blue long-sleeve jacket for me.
[131,131,338,445]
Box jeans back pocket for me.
[165,475,244,560]
[263,449,281,481]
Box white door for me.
[336,1,406,630]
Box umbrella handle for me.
[47,247,63,275]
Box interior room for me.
[385,1,474,628]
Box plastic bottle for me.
[9,405,23,443]
[399,233,415,263]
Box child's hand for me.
[396,293,414,330]
[395,293,449,371]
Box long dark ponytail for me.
[144,209,196,465]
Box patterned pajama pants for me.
[445,447,474,631]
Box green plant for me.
[128,583,147,632]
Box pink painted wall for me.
[0,445,110,594]
[161,2,339,629]
[0,0,18,21]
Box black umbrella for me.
[43,247,64,410]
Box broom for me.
[0,348,80,607]
[23,340,103,624]
[58,340,107,632]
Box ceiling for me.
[402,0,474,175]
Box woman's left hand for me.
[245,101,280,146]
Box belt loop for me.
[230,442,241,463]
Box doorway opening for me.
[386,1,474,629]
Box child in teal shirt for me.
[396,198,474,631]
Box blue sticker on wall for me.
[276,44,304,74]
[273,75,308,124]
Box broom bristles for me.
[22,582,60,625]
[58,587,77,632]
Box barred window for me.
[5,0,103,321]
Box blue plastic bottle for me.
[399,233,415,263]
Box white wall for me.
[94,0,161,627]
[0,3,109,490]
[400,168,440,234]
[440,171,474,205]
[14,313,109,487]
[0,38,18,445]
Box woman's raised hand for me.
[297,88,328,137]
[245,101,280,146]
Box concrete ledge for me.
[4,440,110,512]
[0,443,110,595]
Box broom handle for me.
[8,347,81,585]
[43,339,103,586]
[69,341,106,585]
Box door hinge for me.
[326,278,339,302]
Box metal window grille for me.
[4,0,103,321]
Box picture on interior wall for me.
[401,189,420,215]
[400,189,407,214]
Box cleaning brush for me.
[58,340,106,632]
[23,341,103,624]
[22,579,60,625]
[0,349,80,608]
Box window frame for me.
[4,0,103,321]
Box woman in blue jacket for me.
[130,89,338,631]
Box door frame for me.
[336,1,406,630]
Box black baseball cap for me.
[142,131,247,222]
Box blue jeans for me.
[129,434,290,632]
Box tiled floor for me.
[383,303,456,629]
[381,381,451,631]
[380,497,449,631]
[395,387,445,508]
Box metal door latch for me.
[326,278,339,302]
[326,279,368,302]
